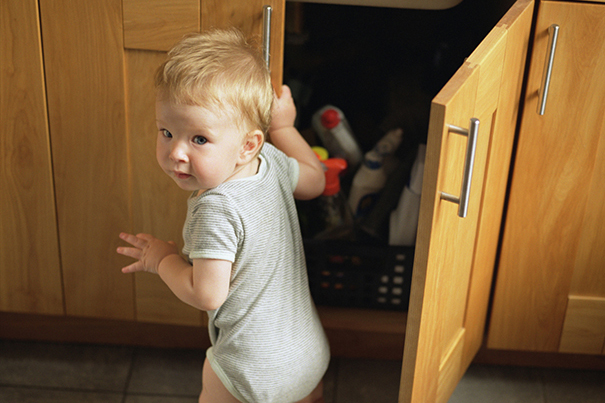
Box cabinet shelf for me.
[318,306,407,335]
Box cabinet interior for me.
[282,0,515,324]
[283,0,515,152]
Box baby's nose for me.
[169,143,188,162]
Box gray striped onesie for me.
[182,143,330,402]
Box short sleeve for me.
[183,193,242,263]
[287,157,300,192]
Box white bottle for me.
[312,106,363,169]
[371,128,404,177]
[389,144,426,246]
[348,150,387,218]
[373,128,403,157]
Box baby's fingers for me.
[116,245,142,261]
[119,232,149,248]
[121,261,144,274]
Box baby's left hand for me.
[270,85,297,133]
[117,232,179,274]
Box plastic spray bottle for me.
[312,105,363,170]
[314,157,355,240]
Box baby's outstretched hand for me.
[117,232,179,274]
[270,85,297,133]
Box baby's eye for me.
[161,129,172,138]
[193,136,207,145]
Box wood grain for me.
[202,0,285,92]
[123,0,200,51]
[559,296,605,355]
[461,0,533,368]
[488,0,605,353]
[125,49,203,326]
[39,0,135,319]
[400,1,534,402]
[0,0,63,314]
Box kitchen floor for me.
[1,340,604,403]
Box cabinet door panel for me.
[202,0,284,91]
[488,0,605,353]
[400,1,534,402]
[1,0,63,315]
[123,0,200,51]
[126,49,203,326]
[40,0,135,319]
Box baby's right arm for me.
[269,85,325,200]
[158,256,231,311]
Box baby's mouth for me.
[175,172,192,180]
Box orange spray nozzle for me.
[321,158,347,196]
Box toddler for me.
[117,28,330,403]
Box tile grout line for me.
[120,347,139,403]
[330,358,340,403]
[538,368,549,403]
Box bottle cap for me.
[322,158,347,196]
[363,150,383,170]
[312,146,329,161]
[320,108,341,129]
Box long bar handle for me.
[262,5,272,69]
[537,24,560,115]
[440,118,480,218]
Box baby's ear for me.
[238,129,264,164]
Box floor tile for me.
[541,368,605,403]
[0,340,133,392]
[334,358,402,403]
[448,364,544,403]
[124,394,198,403]
[126,347,204,397]
[322,359,338,403]
[0,386,123,403]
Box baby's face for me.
[155,98,248,193]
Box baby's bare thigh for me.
[199,358,241,403]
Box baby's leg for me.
[294,380,325,403]
[199,357,241,403]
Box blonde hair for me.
[155,28,273,136]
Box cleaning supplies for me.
[347,128,404,219]
[389,144,426,246]
[371,128,404,176]
[347,150,387,219]
[314,157,355,240]
[312,105,363,170]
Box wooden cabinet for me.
[2,0,604,402]
[400,1,534,401]
[0,0,285,324]
[39,0,134,320]
[487,0,605,355]
[401,1,605,400]
[0,0,63,315]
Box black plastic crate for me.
[304,239,414,311]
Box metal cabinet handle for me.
[440,118,480,218]
[537,24,560,115]
[262,5,272,69]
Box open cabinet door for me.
[399,1,534,402]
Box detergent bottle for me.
[312,106,363,170]
[314,157,355,240]
[347,150,387,219]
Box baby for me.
[117,28,330,403]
